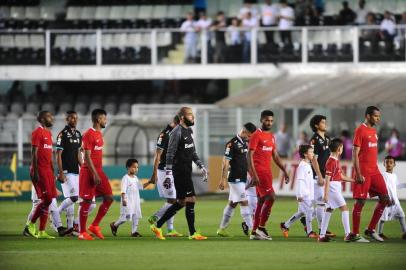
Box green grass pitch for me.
[0,197,405,270]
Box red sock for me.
[39,206,49,231]
[30,201,45,223]
[259,200,274,227]
[253,201,263,231]
[352,201,364,234]
[368,202,386,231]
[79,201,91,233]
[91,200,113,227]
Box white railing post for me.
[45,30,51,67]
[96,29,102,66]
[353,27,359,63]
[301,27,308,64]
[251,28,257,64]
[17,117,23,167]
[201,30,208,64]
[151,29,157,65]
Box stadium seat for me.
[66,6,81,20]
[10,102,24,116]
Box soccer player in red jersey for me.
[25,111,58,239]
[78,109,113,240]
[348,106,390,242]
[248,110,289,240]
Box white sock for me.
[248,196,258,216]
[306,208,314,234]
[316,205,325,229]
[58,198,74,213]
[167,216,174,231]
[377,220,384,234]
[342,210,350,237]
[131,215,139,234]
[284,212,303,228]
[27,201,40,223]
[220,205,235,229]
[240,205,253,230]
[49,198,62,228]
[398,217,406,233]
[154,202,172,219]
[89,202,96,214]
[114,214,129,228]
[66,204,75,229]
[320,211,332,237]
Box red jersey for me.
[31,126,53,168]
[353,123,379,175]
[82,128,104,169]
[325,156,342,182]
[248,128,275,173]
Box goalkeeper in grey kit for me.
[150,107,209,240]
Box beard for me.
[184,118,194,127]
[45,122,53,128]
[262,124,271,131]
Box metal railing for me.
[1,25,405,66]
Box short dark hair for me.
[37,110,50,123]
[66,110,77,115]
[384,155,396,163]
[365,106,380,117]
[260,110,274,120]
[299,144,312,159]
[126,158,138,168]
[243,122,257,133]
[91,109,107,123]
[309,115,326,133]
[329,138,343,152]
[217,11,224,16]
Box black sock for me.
[300,216,306,227]
[185,202,196,235]
[156,202,183,228]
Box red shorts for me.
[256,171,274,198]
[31,168,57,201]
[79,168,112,200]
[353,172,388,199]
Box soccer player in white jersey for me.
[280,145,318,238]
[377,156,406,240]
[318,138,355,242]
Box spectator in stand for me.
[313,0,325,15]
[379,11,397,54]
[361,12,379,52]
[355,0,369,25]
[211,11,227,63]
[295,0,309,22]
[239,1,259,20]
[339,1,356,25]
[293,131,308,160]
[400,12,406,51]
[194,0,207,19]
[261,0,279,45]
[242,11,258,63]
[385,128,405,159]
[228,18,242,45]
[196,12,213,62]
[340,130,353,160]
[275,124,292,158]
[180,12,198,63]
[278,0,295,47]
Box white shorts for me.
[157,169,176,199]
[313,181,324,205]
[228,182,247,203]
[381,204,405,221]
[31,185,39,202]
[298,199,313,214]
[61,173,79,198]
[326,181,346,210]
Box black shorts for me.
[173,170,195,199]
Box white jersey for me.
[120,174,143,217]
[296,160,314,201]
[383,172,401,205]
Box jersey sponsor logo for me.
[94,145,103,150]
[185,143,194,149]
[43,144,53,149]
[368,142,378,148]
[262,146,273,151]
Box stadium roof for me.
[217,73,406,108]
